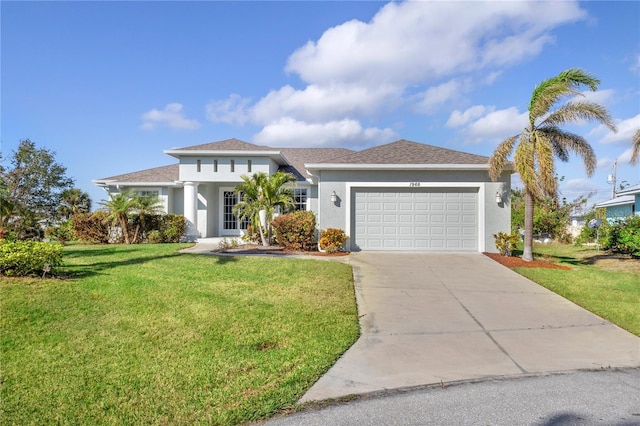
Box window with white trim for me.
[293,188,308,211]
[138,190,159,197]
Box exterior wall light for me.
[495,192,503,204]
[330,191,338,203]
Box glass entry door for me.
[222,191,250,233]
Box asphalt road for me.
[261,368,640,426]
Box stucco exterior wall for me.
[315,169,511,253]
[179,157,272,182]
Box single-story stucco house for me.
[93,138,512,252]
[595,183,640,222]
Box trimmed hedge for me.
[272,211,317,251]
[0,240,63,277]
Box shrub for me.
[160,214,186,243]
[0,240,63,277]
[603,215,640,257]
[71,211,110,244]
[493,232,519,256]
[271,211,317,251]
[146,230,163,243]
[319,228,348,254]
[46,221,75,244]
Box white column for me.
[183,181,198,241]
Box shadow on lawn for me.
[61,245,238,279]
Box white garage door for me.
[353,188,478,251]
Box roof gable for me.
[172,138,273,151]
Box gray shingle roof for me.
[279,148,354,179]
[96,139,496,184]
[96,164,178,183]
[316,139,490,165]
[173,138,274,151]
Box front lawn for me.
[0,244,359,425]
[510,244,640,337]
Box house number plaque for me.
[409,182,421,187]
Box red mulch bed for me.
[484,252,571,270]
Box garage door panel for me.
[353,188,478,251]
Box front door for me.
[221,190,250,236]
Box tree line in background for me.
[0,139,187,243]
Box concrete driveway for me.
[300,252,640,402]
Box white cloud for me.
[205,94,251,125]
[415,79,468,114]
[618,148,634,163]
[285,0,585,86]
[464,107,528,142]
[252,117,397,147]
[140,103,200,130]
[573,89,615,106]
[205,0,586,146]
[250,83,401,125]
[597,113,640,144]
[562,178,599,193]
[597,157,614,168]
[446,105,493,128]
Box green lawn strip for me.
[514,266,640,337]
[1,244,359,425]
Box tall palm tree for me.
[233,171,296,246]
[99,190,137,244]
[489,69,616,261]
[58,188,92,220]
[630,129,640,165]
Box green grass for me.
[0,244,360,425]
[513,244,640,337]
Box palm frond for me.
[488,135,518,181]
[556,68,600,91]
[538,127,597,176]
[529,80,578,123]
[630,129,640,165]
[541,101,617,132]
[513,136,545,201]
[533,132,557,197]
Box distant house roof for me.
[595,195,635,208]
[617,184,640,196]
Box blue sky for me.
[2,1,639,209]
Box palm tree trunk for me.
[522,190,534,261]
[119,215,130,244]
[258,224,268,247]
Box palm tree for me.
[233,171,296,246]
[99,190,137,244]
[131,194,164,243]
[58,188,92,220]
[489,69,616,261]
[630,129,640,165]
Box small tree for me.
[1,139,74,239]
[99,190,138,244]
[233,172,296,246]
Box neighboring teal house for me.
[596,184,640,222]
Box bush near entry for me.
[271,211,317,251]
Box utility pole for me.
[607,159,617,199]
